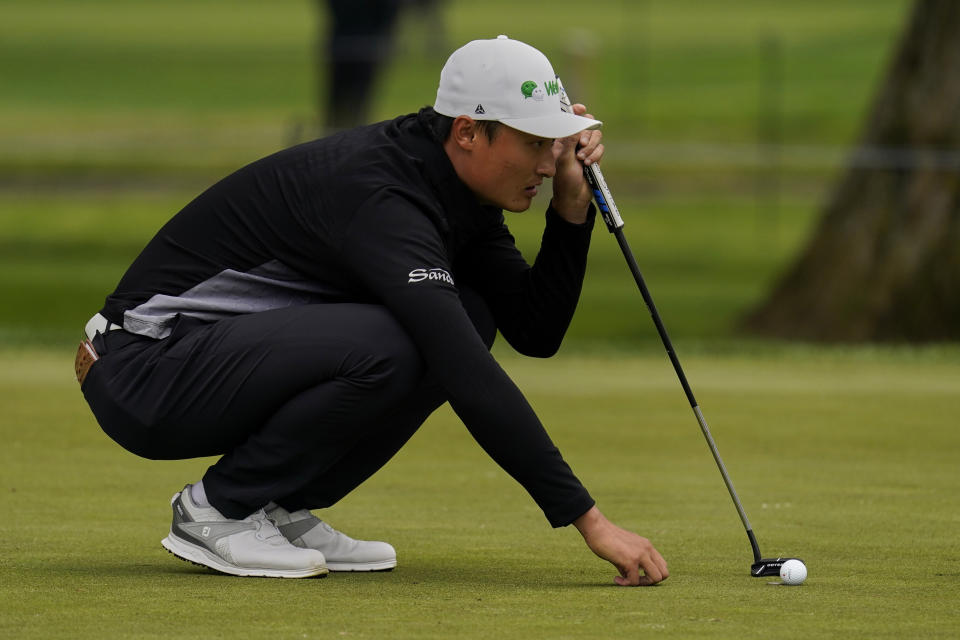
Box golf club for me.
[557,78,800,577]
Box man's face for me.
[459,125,558,212]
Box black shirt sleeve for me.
[456,204,596,357]
[337,188,594,527]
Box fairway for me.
[1,347,958,638]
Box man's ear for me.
[450,116,479,150]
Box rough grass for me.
[1,347,958,638]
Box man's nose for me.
[537,146,557,178]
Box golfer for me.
[77,35,669,586]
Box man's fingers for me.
[613,551,670,587]
[640,561,664,585]
[575,115,603,166]
[614,565,640,587]
[651,548,670,581]
[568,105,603,156]
[578,142,603,166]
[637,549,669,585]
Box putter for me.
[557,79,800,577]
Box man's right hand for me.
[574,506,669,586]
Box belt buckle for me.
[75,339,99,385]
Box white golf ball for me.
[779,559,807,585]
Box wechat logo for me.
[521,80,544,101]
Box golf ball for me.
[780,559,807,585]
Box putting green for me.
[1,1,951,636]
[1,346,956,638]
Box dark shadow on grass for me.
[368,560,666,591]
[20,555,663,590]
[15,556,329,581]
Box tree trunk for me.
[742,0,960,342]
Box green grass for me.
[2,347,958,638]
[1,0,910,177]
[0,0,910,347]
[0,186,818,347]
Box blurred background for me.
[5,0,952,350]
[4,5,959,635]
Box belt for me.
[76,313,122,385]
[84,313,122,342]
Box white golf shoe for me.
[161,486,328,578]
[265,504,397,572]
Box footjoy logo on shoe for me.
[201,526,211,538]
[408,267,455,286]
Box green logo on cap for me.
[521,81,545,101]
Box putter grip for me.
[554,76,624,232]
[585,164,624,232]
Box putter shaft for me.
[557,75,773,573]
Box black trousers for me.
[82,293,495,519]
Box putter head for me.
[751,557,802,577]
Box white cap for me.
[434,35,601,139]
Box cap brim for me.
[499,112,602,139]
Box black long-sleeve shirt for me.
[100,109,596,526]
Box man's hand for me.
[574,506,669,587]
[550,103,603,224]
